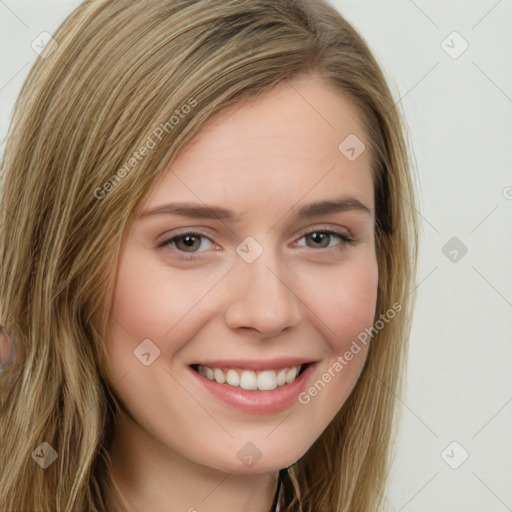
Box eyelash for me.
[156,227,356,262]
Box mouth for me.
[190,362,311,391]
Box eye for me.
[156,226,356,262]
[294,227,355,251]
[156,231,217,261]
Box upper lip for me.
[191,357,317,371]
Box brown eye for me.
[157,231,216,257]
[174,234,202,252]
[305,232,332,249]
[297,229,354,251]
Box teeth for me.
[258,370,277,391]
[196,364,304,390]
[240,370,258,390]
[285,366,298,384]
[226,369,240,387]
[213,368,225,384]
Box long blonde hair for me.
[0,1,419,510]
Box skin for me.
[106,74,379,512]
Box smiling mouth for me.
[190,363,310,391]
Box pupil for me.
[310,232,328,248]
[181,235,199,250]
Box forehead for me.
[140,77,374,219]
[180,76,370,162]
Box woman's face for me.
[106,75,378,474]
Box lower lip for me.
[189,363,317,415]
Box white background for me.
[1,1,511,511]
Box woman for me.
[0,1,419,510]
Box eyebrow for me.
[137,197,372,222]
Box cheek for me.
[294,254,378,419]
[309,253,379,352]
[108,252,217,353]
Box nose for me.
[224,249,302,337]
